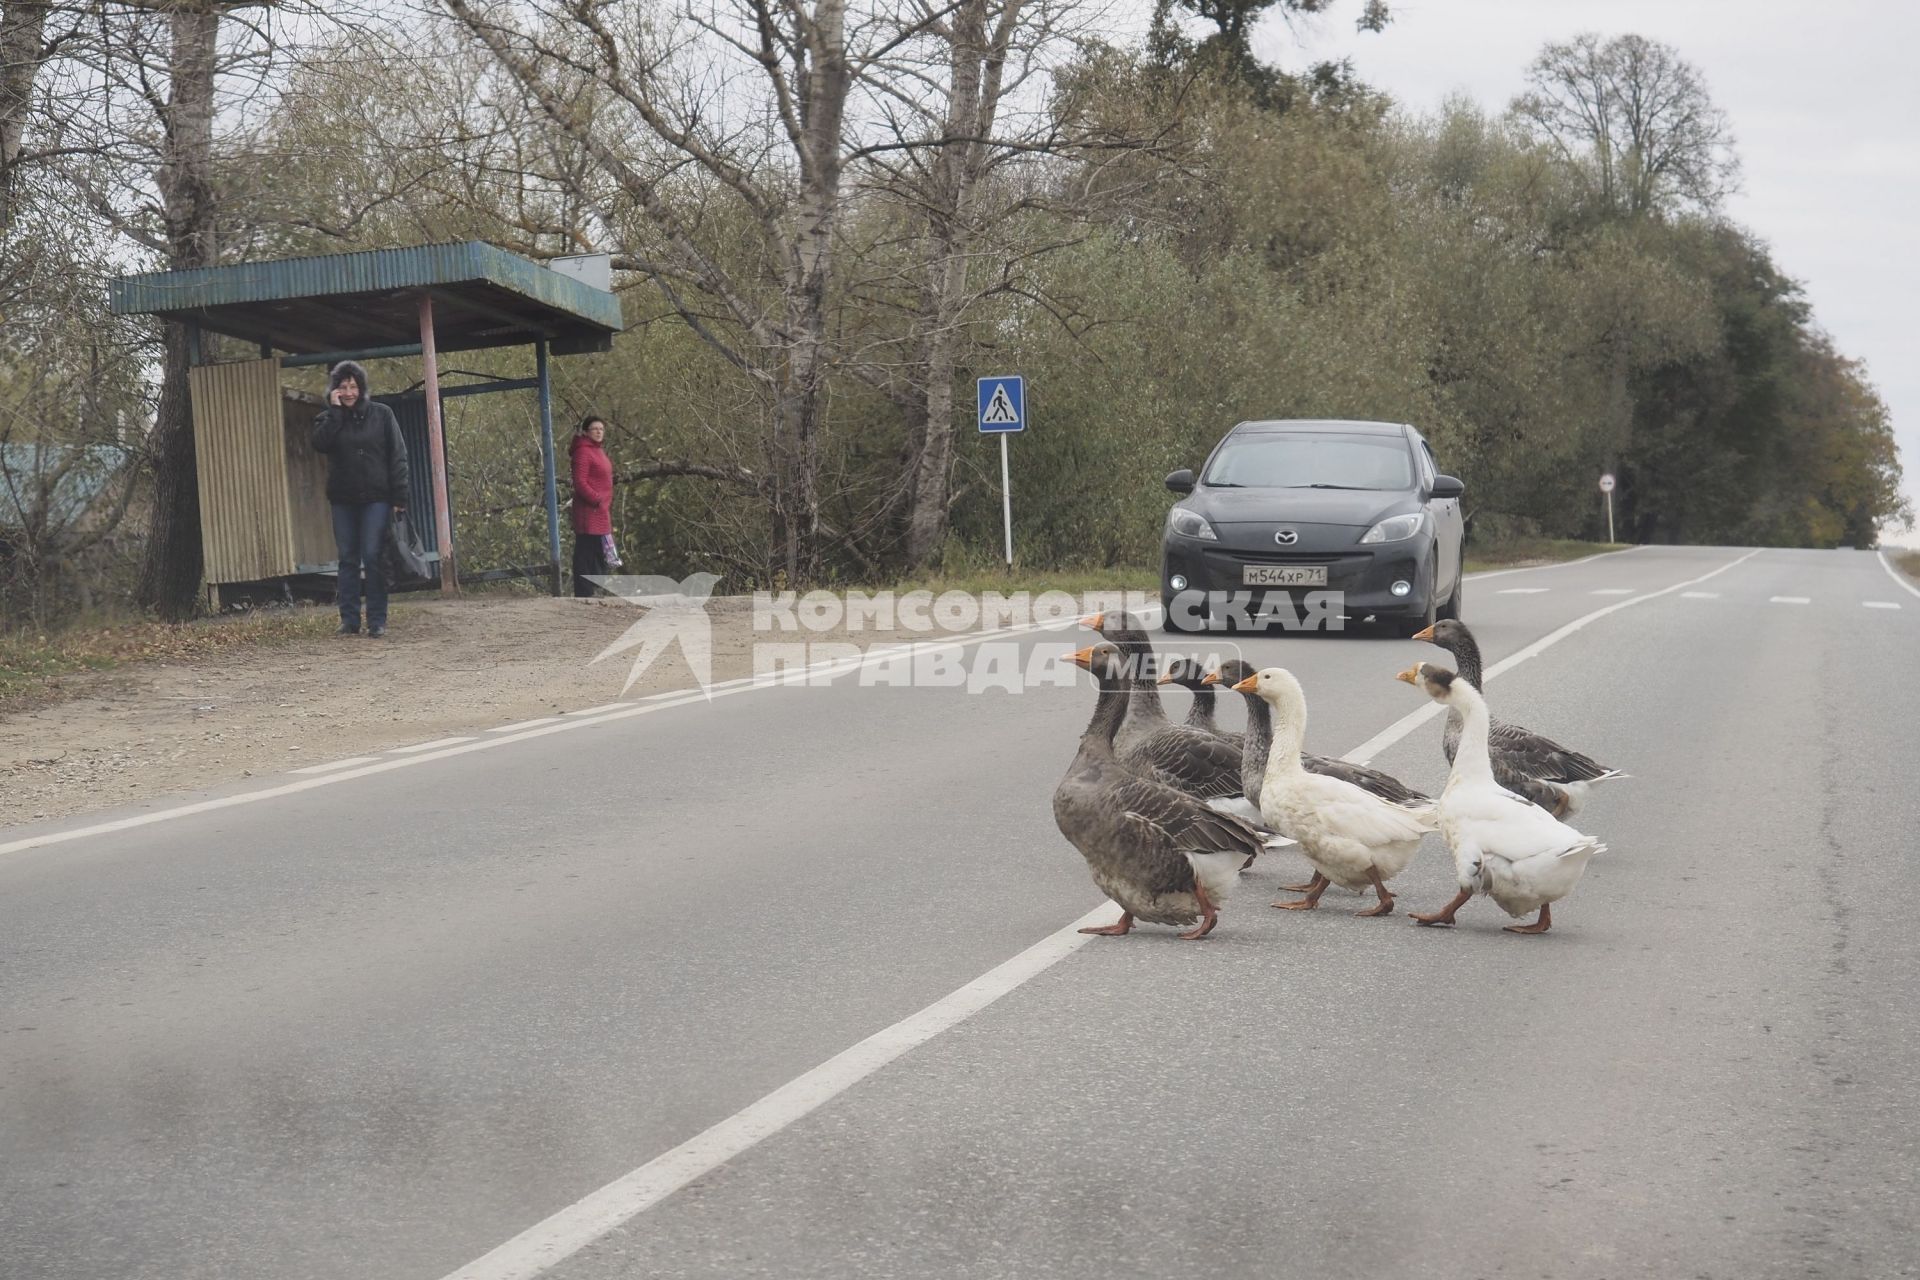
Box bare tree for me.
[1511,32,1738,220]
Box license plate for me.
[1242,564,1327,587]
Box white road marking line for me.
[1497,587,1550,594]
[1769,596,1811,605]
[1590,588,1634,595]
[290,757,380,775]
[0,613,1091,859]
[1346,548,1761,764]
[445,546,1763,1280]
[1462,543,1643,582]
[1875,550,1920,601]
[566,703,631,716]
[390,736,476,753]
[488,719,561,733]
[439,900,1118,1280]
[1864,601,1901,610]
[1681,591,1720,599]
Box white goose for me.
[1397,662,1606,935]
[1231,667,1434,916]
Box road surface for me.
[3,546,1916,1279]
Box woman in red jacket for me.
[569,415,615,596]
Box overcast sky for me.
[1245,0,1919,545]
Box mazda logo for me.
[1274,529,1299,545]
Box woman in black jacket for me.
[310,361,410,637]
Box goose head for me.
[1411,618,1466,652]
[1206,657,1256,693]
[1228,666,1307,725]
[1396,660,1464,705]
[1067,642,1134,683]
[1155,655,1211,690]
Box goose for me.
[1077,612,1242,802]
[1207,658,1431,810]
[1231,666,1434,916]
[1412,620,1625,816]
[1397,661,1606,934]
[1054,644,1265,938]
[1156,656,1232,738]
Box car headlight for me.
[1168,508,1218,541]
[1360,512,1425,544]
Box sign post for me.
[977,375,1025,566]
[1599,472,1616,543]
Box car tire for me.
[1437,568,1463,622]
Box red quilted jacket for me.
[570,435,613,535]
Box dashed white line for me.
[290,757,380,775]
[1590,588,1634,596]
[1681,591,1720,599]
[1497,587,1550,594]
[1770,596,1811,605]
[1864,601,1901,610]
[389,737,476,754]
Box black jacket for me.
[311,365,410,507]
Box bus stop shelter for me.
[110,241,624,599]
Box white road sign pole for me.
[1000,433,1013,566]
[1599,473,1616,542]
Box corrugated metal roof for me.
[108,241,623,357]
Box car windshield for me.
[1202,433,1414,491]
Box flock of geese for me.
[1053,613,1627,940]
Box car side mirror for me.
[1430,474,1464,500]
[1165,468,1195,496]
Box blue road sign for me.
[977,375,1025,433]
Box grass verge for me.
[0,607,337,714]
[1894,549,1920,585]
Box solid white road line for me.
[1863,601,1901,610]
[1875,550,1920,601]
[1497,587,1550,594]
[1770,596,1811,605]
[290,757,380,775]
[1681,591,1720,599]
[438,901,1119,1280]
[488,718,561,733]
[1590,588,1634,595]
[0,614,1087,859]
[390,737,476,754]
[442,545,1764,1280]
[1461,543,1643,582]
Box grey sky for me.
[1251,0,1919,544]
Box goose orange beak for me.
[1411,624,1436,642]
[1395,664,1422,684]
[1200,671,1222,686]
[1155,670,1178,685]
[1067,646,1096,669]
[1079,612,1105,630]
[1230,674,1259,694]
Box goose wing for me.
[1110,772,1266,860]
[1123,723,1244,798]
[1489,721,1615,783]
[1305,753,1429,805]
[1300,772,1435,845]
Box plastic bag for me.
[383,510,437,590]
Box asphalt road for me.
[3,546,1916,1279]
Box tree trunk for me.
[0,1,49,230]
[136,2,219,621]
[904,0,995,568]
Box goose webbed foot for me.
[1079,912,1135,937]
[1356,867,1395,917]
[1178,884,1219,940]
[1278,871,1327,895]
[1411,888,1473,927]
[1504,904,1552,935]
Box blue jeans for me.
[332,501,392,628]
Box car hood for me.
[1193,486,1417,529]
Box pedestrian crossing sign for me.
[977,376,1025,433]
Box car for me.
[1159,418,1466,635]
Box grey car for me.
[1160,419,1466,635]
